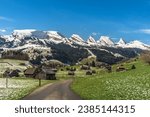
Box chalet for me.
[24,68,38,78]
[81,65,90,70]
[24,66,57,80]
[105,65,112,72]
[95,62,108,68]
[116,67,126,72]
[36,69,56,80]
[68,71,75,76]
[86,70,93,75]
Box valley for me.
[0,57,150,100]
[0,29,150,100]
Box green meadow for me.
[1,58,150,100]
[71,59,150,100]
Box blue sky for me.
[1,0,150,43]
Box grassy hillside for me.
[71,59,150,100]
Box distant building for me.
[81,65,90,70]
[86,70,93,75]
[24,68,38,78]
[3,69,19,78]
[68,71,75,76]
[116,67,126,72]
[36,68,56,80]
[24,67,56,80]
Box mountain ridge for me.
[0,29,149,65]
[0,29,149,50]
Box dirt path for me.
[23,79,81,100]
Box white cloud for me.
[120,29,150,35]
[0,29,6,33]
[138,29,150,34]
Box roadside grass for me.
[71,59,150,100]
[0,77,57,100]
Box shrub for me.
[131,65,136,69]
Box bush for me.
[131,65,136,69]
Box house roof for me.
[24,68,37,75]
[3,69,19,77]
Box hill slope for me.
[71,59,150,100]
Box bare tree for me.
[140,51,150,65]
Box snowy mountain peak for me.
[70,34,84,42]
[70,34,87,46]
[118,38,126,45]
[46,31,66,41]
[127,40,148,48]
[97,36,114,46]
[117,40,150,50]
[12,29,36,39]
[0,29,150,50]
[11,29,67,45]
[87,36,96,44]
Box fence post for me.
[6,77,8,88]
[39,78,41,87]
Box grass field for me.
[71,59,150,100]
[0,78,55,100]
[56,65,106,80]
[1,58,150,100]
[0,59,56,100]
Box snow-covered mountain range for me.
[0,29,149,50]
[0,29,149,65]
